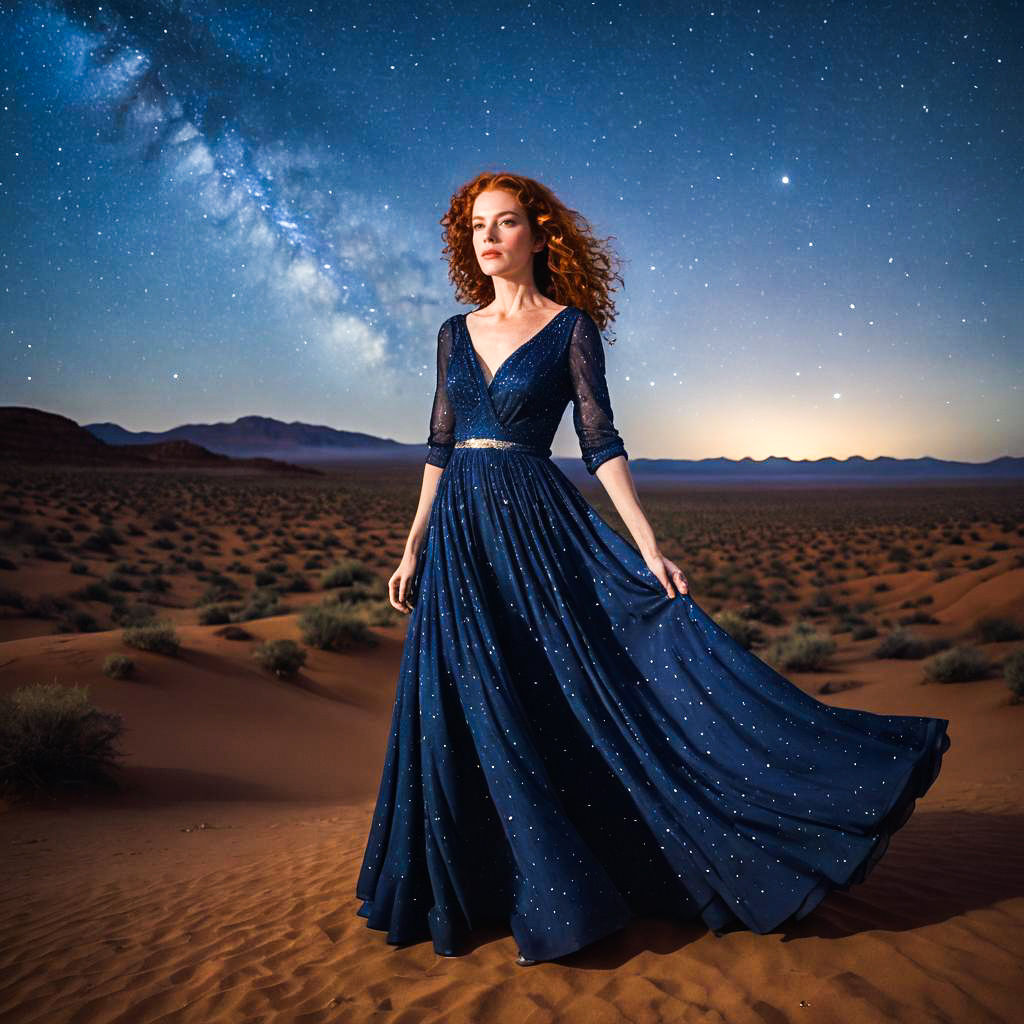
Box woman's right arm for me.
[389,321,455,613]
[402,462,444,560]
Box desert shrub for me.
[197,603,237,626]
[922,645,992,684]
[763,625,836,671]
[74,581,114,603]
[976,616,1024,643]
[234,588,280,621]
[254,570,277,586]
[122,619,180,656]
[967,556,996,570]
[796,600,829,619]
[299,603,375,650]
[33,544,66,562]
[111,602,158,628]
[327,581,379,607]
[215,624,253,641]
[898,610,939,625]
[252,638,307,678]
[818,679,865,695]
[1003,648,1024,702]
[12,524,41,543]
[0,684,124,797]
[103,654,135,680]
[139,575,170,595]
[838,612,867,628]
[873,629,950,660]
[321,558,377,589]
[196,576,243,606]
[56,608,101,633]
[358,598,404,626]
[81,525,123,553]
[104,572,136,593]
[27,593,74,620]
[741,601,786,626]
[283,573,312,593]
[852,623,879,641]
[712,609,764,650]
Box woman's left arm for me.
[595,456,688,599]
[567,310,687,599]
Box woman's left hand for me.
[643,550,688,599]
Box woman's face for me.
[470,190,543,278]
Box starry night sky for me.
[2,0,1021,462]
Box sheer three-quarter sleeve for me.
[568,311,628,474]
[425,318,456,468]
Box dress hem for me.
[355,717,950,961]
[719,715,952,936]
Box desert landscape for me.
[1,460,1023,1023]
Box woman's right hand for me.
[388,550,421,614]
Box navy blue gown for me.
[355,305,950,962]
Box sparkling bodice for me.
[425,305,628,475]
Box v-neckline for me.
[461,306,574,392]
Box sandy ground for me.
[1,612,1023,1023]
[2,477,1023,1022]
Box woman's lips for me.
[482,252,502,258]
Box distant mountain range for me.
[83,414,1024,481]
[0,407,321,474]
[1,407,1020,481]
[86,413,404,461]
[626,453,1024,481]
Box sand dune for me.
[3,619,1023,1022]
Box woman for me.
[356,171,950,967]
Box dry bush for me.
[0,683,125,798]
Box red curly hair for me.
[440,171,627,341]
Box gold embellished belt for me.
[454,437,544,454]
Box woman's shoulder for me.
[568,306,604,338]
